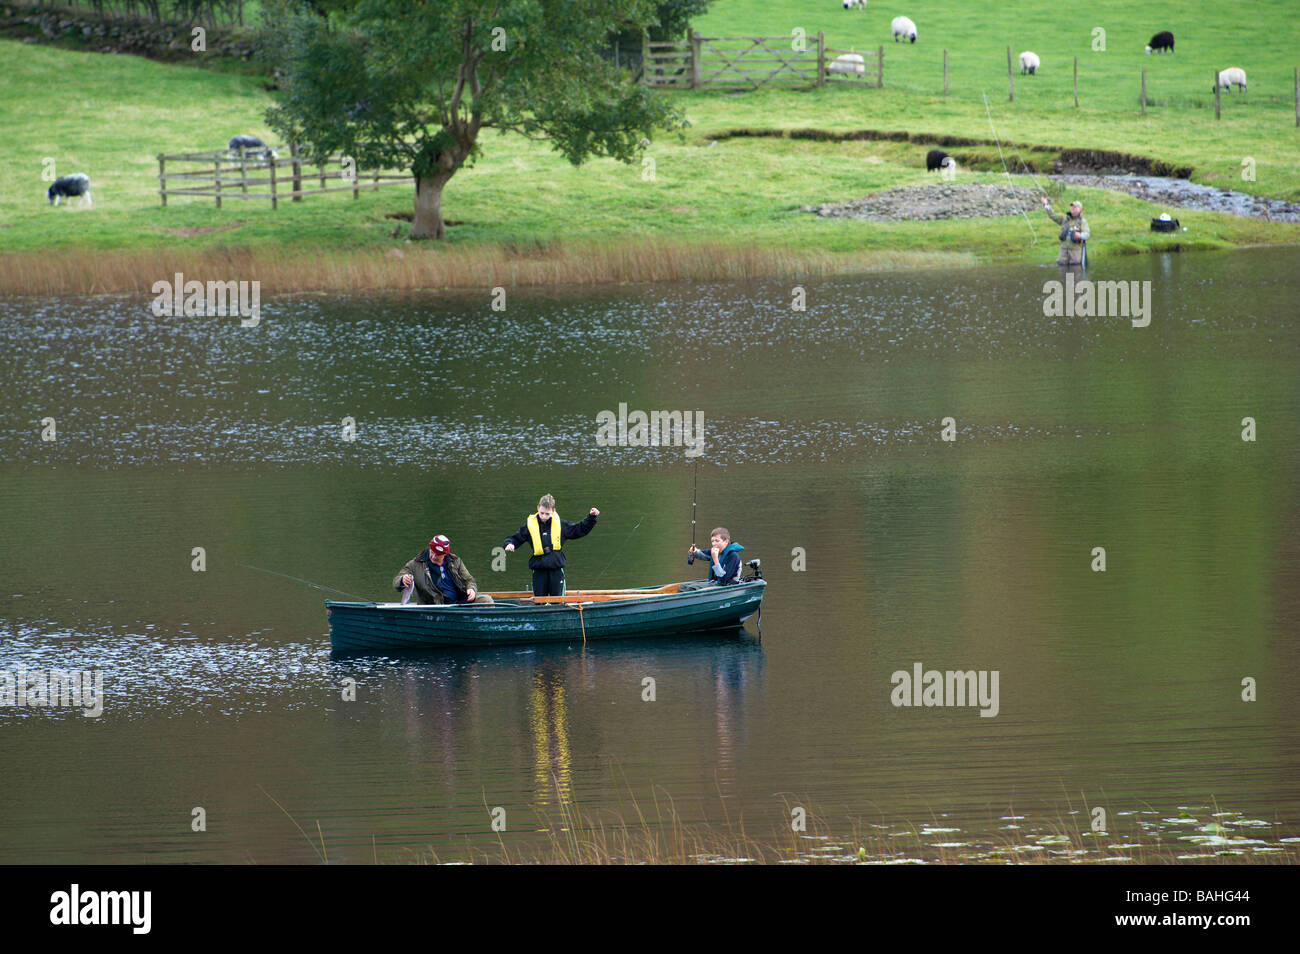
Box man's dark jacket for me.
[392,551,479,605]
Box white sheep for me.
[1018,51,1040,75]
[891,16,916,43]
[828,52,866,76]
[1213,67,1247,92]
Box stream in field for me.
[1,246,1298,862]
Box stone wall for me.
[0,2,269,66]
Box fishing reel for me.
[742,559,763,581]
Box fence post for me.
[240,149,248,195]
[291,141,302,201]
[1214,70,1220,119]
[690,30,702,89]
[320,157,326,192]
[877,45,883,88]
[158,155,166,207]
[270,156,277,210]
[817,31,825,87]
[1141,68,1147,115]
[943,48,948,96]
[374,166,380,192]
[213,159,221,209]
[1073,56,1078,108]
[1007,46,1013,102]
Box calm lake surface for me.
[2,247,1298,863]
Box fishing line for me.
[982,91,1038,245]
[592,513,647,583]
[237,563,370,601]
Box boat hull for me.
[327,580,765,654]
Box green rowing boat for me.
[327,578,766,655]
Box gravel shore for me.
[801,177,1300,222]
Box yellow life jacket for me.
[526,512,562,557]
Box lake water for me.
[2,247,1298,863]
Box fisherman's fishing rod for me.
[687,459,698,564]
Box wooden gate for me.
[641,33,882,91]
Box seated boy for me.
[687,527,745,585]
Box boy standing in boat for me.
[394,535,494,605]
[688,527,745,585]
[503,494,599,597]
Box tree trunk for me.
[410,172,454,240]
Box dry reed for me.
[0,240,974,296]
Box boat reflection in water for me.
[345,632,766,826]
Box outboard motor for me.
[742,559,763,582]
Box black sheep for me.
[926,149,951,172]
[1145,31,1174,54]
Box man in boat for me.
[502,494,599,597]
[393,535,494,605]
[687,527,745,585]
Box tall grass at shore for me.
[0,240,977,296]
[404,791,1300,865]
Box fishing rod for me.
[982,91,1038,246]
[237,563,370,602]
[687,459,698,564]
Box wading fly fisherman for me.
[394,535,494,605]
[503,494,600,597]
[1042,196,1089,269]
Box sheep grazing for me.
[828,52,866,77]
[1213,67,1247,92]
[925,149,952,172]
[47,173,92,207]
[841,0,866,8]
[1018,51,1040,75]
[227,135,277,160]
[891,16,917,43]
[1145,31,1174,54]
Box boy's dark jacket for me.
[503,512,598,570]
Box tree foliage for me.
[265,0,686,237]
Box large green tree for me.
[266,0,684,239]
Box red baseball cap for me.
[429,535,451,554]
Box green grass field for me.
[3,0,1298,291]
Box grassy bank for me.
[4,0,1299,294]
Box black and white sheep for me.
[891,16,916,43]
[926,149,953,172]
[1018,51,1040,75]
[841,0,867,8]
[1213,67,1247,92]
[47,173,92,207]
[227,135,277,160]
[1145,31,1174,54]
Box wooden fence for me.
[156,144,412,208]
[643,32,882,90]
